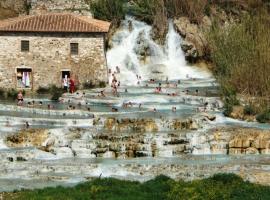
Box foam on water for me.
[107,16,211,85]
[0,139,8,149]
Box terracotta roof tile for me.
[0,13,111,33]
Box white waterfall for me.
[107,16,211,85]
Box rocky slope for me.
[0,0,27,19]
[0,0,92,20]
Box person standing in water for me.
[17,91,24,106]
[63,75,68,92]
[116,66,120,74]
[69,78,75,94]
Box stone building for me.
[0,13,110,90]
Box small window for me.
[21,40,29,52]
[70,43,79,55]
[17,68,32,88]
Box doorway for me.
[62,71,70,79]
[61,70,70,88]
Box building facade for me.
[0,13,110,90]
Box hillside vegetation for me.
[2,174,270,200]
[208,5,270,118]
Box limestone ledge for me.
[3,126,270,161]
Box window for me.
[70,43,79,55]
[21,40,29,52]
[17,68,32,88]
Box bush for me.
[208,7,270,115]
[256,109,270,123]
[90,0,127,21]
[244,105,256,115]
[0,88,5,98]
[223,102,233,117]
[165,0,207,24]
[99,81,107,88]
[6,89,25,100]
[49,85,64,101]
[207,7,270,110]
[83,81,96,89]
[36,86,50,94]
[36,85,64,101]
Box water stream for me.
[0,17,269,191]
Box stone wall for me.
[29,0,92,16]
[0,32,108,90]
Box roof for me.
[0,13,111,33]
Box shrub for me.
[36,85,64,101]
[256,109,270,123]
[6,89,25,100]
[36,86,50,94]
[165,0,208,24]
[49,85,64,101]
[244,105,256,115]
[129,0,157,23]
[90,0,127,21]
[223,102,233,117]
[207,7,270,110]
[0,88,5,98]
[99,81,107,88]
[83,81,96,89]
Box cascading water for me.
[107,16,211,85]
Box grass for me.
[2,174,270,200]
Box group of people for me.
[17,93,55,110]
[109,66,121,96]
[63,75,76,93]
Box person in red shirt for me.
[70,78,75,93]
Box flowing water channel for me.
[0,17,269,191]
